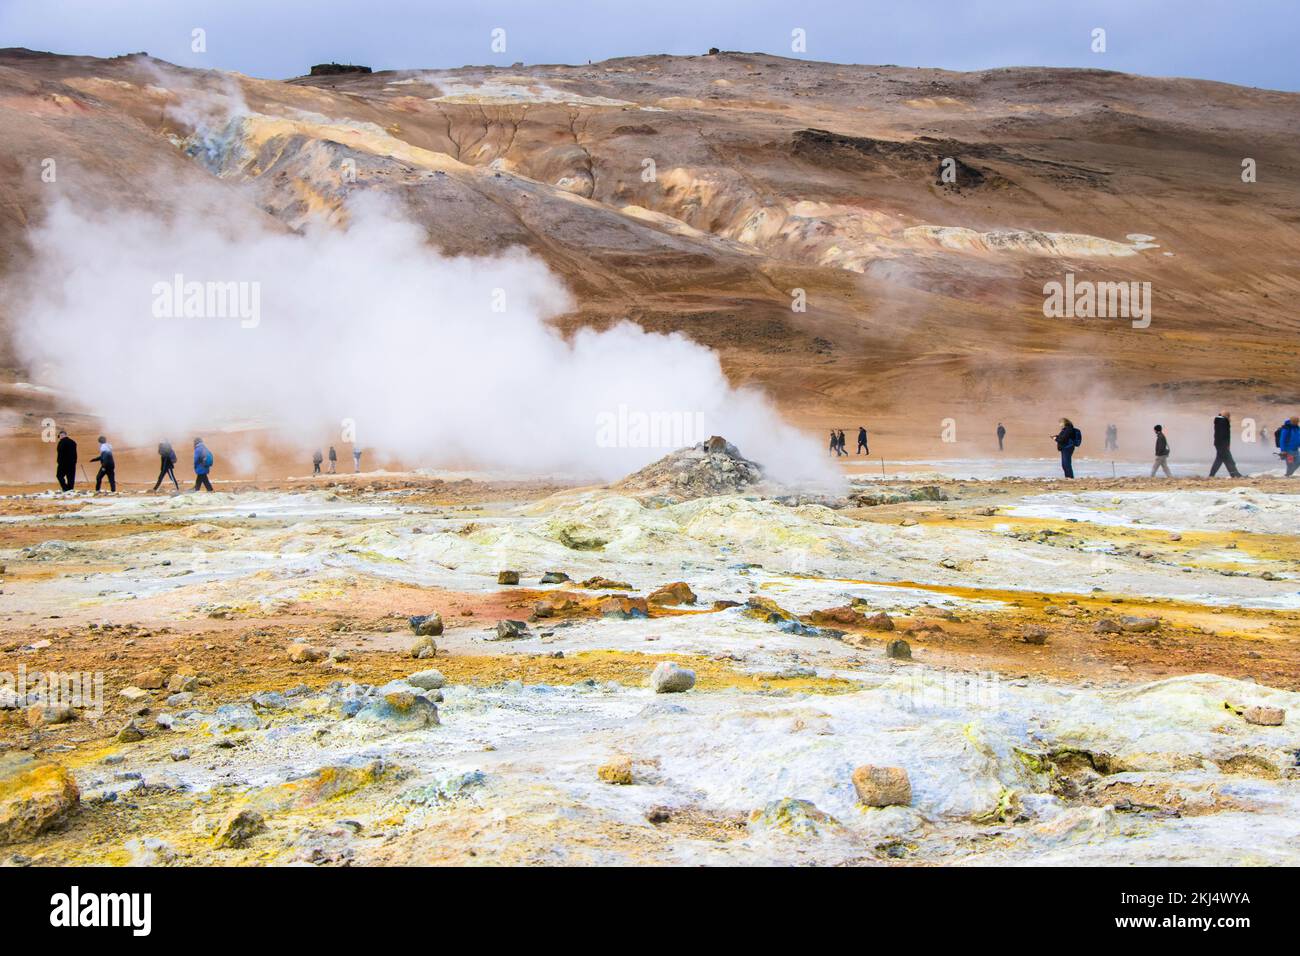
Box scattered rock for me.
[579,576,633,591]
[212,808,266,849]
[648,581,697,606]
[119,686,149,702]
[1244,706,1285,727]
[167,673,198,693]
[287,643,324,664]
[130,669,166,690]
[407,669,446,690]
[1021,626,1049,645]
[116,720,146,743]
[491,620,530,641]
[885,639,912,660]
[597,759,634,785]
[497,570,520,585]
[170,747,191,762]
[354,691,440,731]
[0,758,80,845]
[651,661,696,693]
[26,704,74,728]
[1120,616,1160,633]
[409,614,444,637]
[863,612,895,632]
[851,765,912,807]
[645,805,672,824]
[808,605,867,628]
[596,595,649,619]
[539,571,571,584]
[1093,618,1122,634]
[410,635,437,659]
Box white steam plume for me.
[13,191,837,485]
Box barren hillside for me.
[1,48,1298,458]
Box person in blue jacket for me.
[193,437,214,492]
[1278,416,1300,477]
[1052,418,1082,478]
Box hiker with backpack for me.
[1278,416,1300,477]
[152,440,180,491]
[193,437,214,492]
[1151,425,1172,477]
[328,445,338,473]
[1053,418,1082,478]
[1209,411,1243,478]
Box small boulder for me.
[1244,705,1285,727]
[651,661,696,694]
[26,704,75,728]
[130,669,166,690]
[539,571,571,584]
[1093,618,1122,634]
[287,643,324,664]
[1120,616,1160,633]
[597,759,634,785]
[116,720,146,743]
[355,691,440,731]
[167,673,199,693]
[497,570,520,585]
[1021,626,1049,645]
[885,639,912,660]
[596,596,649,619]
[410,635,437,659]
[851,765,912,807]
[0,758,80,845]
[408,614,443,637]
[863,612,895,632]
[407,669,446,690]
[809,605,867,628]
[491,620,530,641]
[212,808,266,849]
[648,582,697,606]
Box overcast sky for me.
[3,0,1296,91]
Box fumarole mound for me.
[614,436,765,500]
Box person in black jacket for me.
[328,445,337,474]
[152,441,179,491]
[996,422,1006,451]
[1209,411,1243,478]
[1053,418,1081,478]
[856,426,869,455]
[55,431,77,491]
[1151,425,1172,477]
[90,435,116,492]
[312,448,323,476]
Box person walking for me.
[1053,418,1082,478]
[352,446,362,473]
[152,440,179,491]
[996,422,1006,451]
[1151,425,1172,477]
[312,448,323,476]
[193,437,214,491]
[328,446,337,474]
[1278,416,1300,477]
[90,436,116,492]
[1209,411,1243,478]
[836,430,848,457]
[856,426,869,455]
[55,430,77,491]
[828,430,837,456]
[1104,424,1119,452]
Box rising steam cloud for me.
[14,189,835,484]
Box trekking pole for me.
[79,464,90,483]
[1111,461,1116,478]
